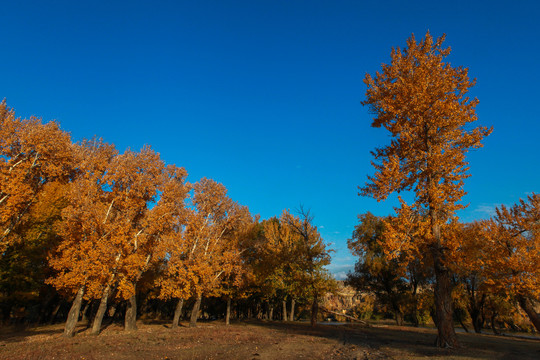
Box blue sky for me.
[1,1,539,279]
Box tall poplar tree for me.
[360,32,491,347]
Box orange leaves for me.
[361,32,492,263]
[0,101,76,252]
[48,140,191,300]
[157,177,253,301]
[482,194,540,299]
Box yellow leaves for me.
[156,177,253,301]
[360,32,492,278]
[48,140,193,300]
[446,195,540,301]
[0,101,76,252]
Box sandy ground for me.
[1,320,539,360]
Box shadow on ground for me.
[245,320,540,359]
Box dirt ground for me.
[1,320,539,360]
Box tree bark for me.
[226,297,231,325]
[189,296,202,327]
[394,309,404,326]
[433,247,458,347]
[124,294,137,331]
[91,284,111,335]
[290,298,295,321]
[81,300,91,323]
[172,298,184,329]
[411,305,419,327]
[282,299,287,322]
[458,316,469,333]
[469,306,483,333]
[49,302,62,324]
[311,295,318,327]
[64,285,85,337]
[490,313,500,335]
[430,209,458,348]
[518,295,540,332]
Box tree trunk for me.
[411,307,419,327]
[49,302,62,324]
[282,299,287,321]
[81,300,91,323]
[269,304,274,321]
[189,296,202,327]
[433,255,458,347]
[458,317,469,333]
[394,309,404,326]
[490,313,500,335]
[470,307,483,333]
[311,295,318,327]
[124,294,137,331]
[256,302,262,319]
[64,285,85,337]
[518,295,540,332]
[411,292,419,327]
[226,297,231,325]
[172,298,184,329]
[432,224,458,348]
[290,298,295,321]
[91,284,111,335]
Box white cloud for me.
[473,204,497,217]
[333,271,348,280]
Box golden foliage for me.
[0,101,76,252]
[360,32,491,261]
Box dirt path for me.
[1,321,539,359]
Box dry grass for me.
[1,320,539,359]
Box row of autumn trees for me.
[352,31,538,348]
[0,100,335,336]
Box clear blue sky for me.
[1,1,539,279]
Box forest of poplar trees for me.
[1,32,539,351]
[0,100,335,337]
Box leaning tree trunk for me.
[518,295,540,332]
[91,284,111,335]
[124,294,137,331]
[310,294,318,327]
[189,296,202,327]
[432,243,458,348]
[64,285,85,337]
[81,300,92,323]
[49,301,62,324]
[172,298,184,329]
[290,298,295,321]
[282,299,287,322]
[226,297,231,325]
